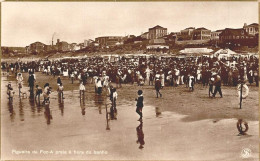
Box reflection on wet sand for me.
[8,102,15,122]
[29,98,36,115]
[94,94,104,114]
[136,122,145,149]
[44,104,53,125]
[35,98,41,107]
[105,103,110,130]
[58,97,64,116]
[109,103,118,120]
[80,94,86,116]
[19,98,24,121]
[155,106,162,117]
[37,103,43,113]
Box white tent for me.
[214,49,237,59]
[179,48,213,54]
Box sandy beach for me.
[1,71,259,160]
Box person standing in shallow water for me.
[155,78,162,98]
[135,90,144,121]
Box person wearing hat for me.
[188,73,195,91]
[208,74,214,97]
[16,72,23,96]
[57,83,64,99]
[212,73,223,98]
[96,78,103,95]
[149,70,155,86]
[28,72,35,98]
[43,83,51,104]
[70,72,75,84]
[35,85,43,102]
[79,81,85,100]
[155,77,162,98]
[135,90,144,121]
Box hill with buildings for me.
[1,23,258,59]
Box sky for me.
[1,2,258,47]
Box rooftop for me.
[31,41,46,45]
[195,27,209,31]
[149,25,167,30]
[247,23,258,27]
[221,28,248,36]
[184,27,195,30]
[215,29,224,32]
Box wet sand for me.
[1,72,259,160]
[8,72,259,121]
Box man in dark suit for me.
[28,72,35,98]
[212,73,223,98]
[155,78,162,98]
[135,90,144,121]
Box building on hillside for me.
[95,36,123,47]
[69,43,81,51]
[148,25,167,39]
[91,41,99,47]
[140,32,149,39]
[193,28,211,40]
[123,35,136,43]
[162,33,177,40]
[78,43,85,49]
[211,30,223,41]
[149,38,166,44]
[44,45,52,52]
[219,28,258,47]
[180,27,195,40]
[161,33,177,46]
[56,39,69,52]
[84,39,94,47]
[243,23,259,36]
[2,46,26,55]
[211,29,224,45]
[147,38,169,51]
[29,41,46,54]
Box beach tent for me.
[179,48,214,58]
[179,48,213,55]
[214,49,237,59]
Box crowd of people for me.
[2,54,259,121]
[2,54,258,88]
